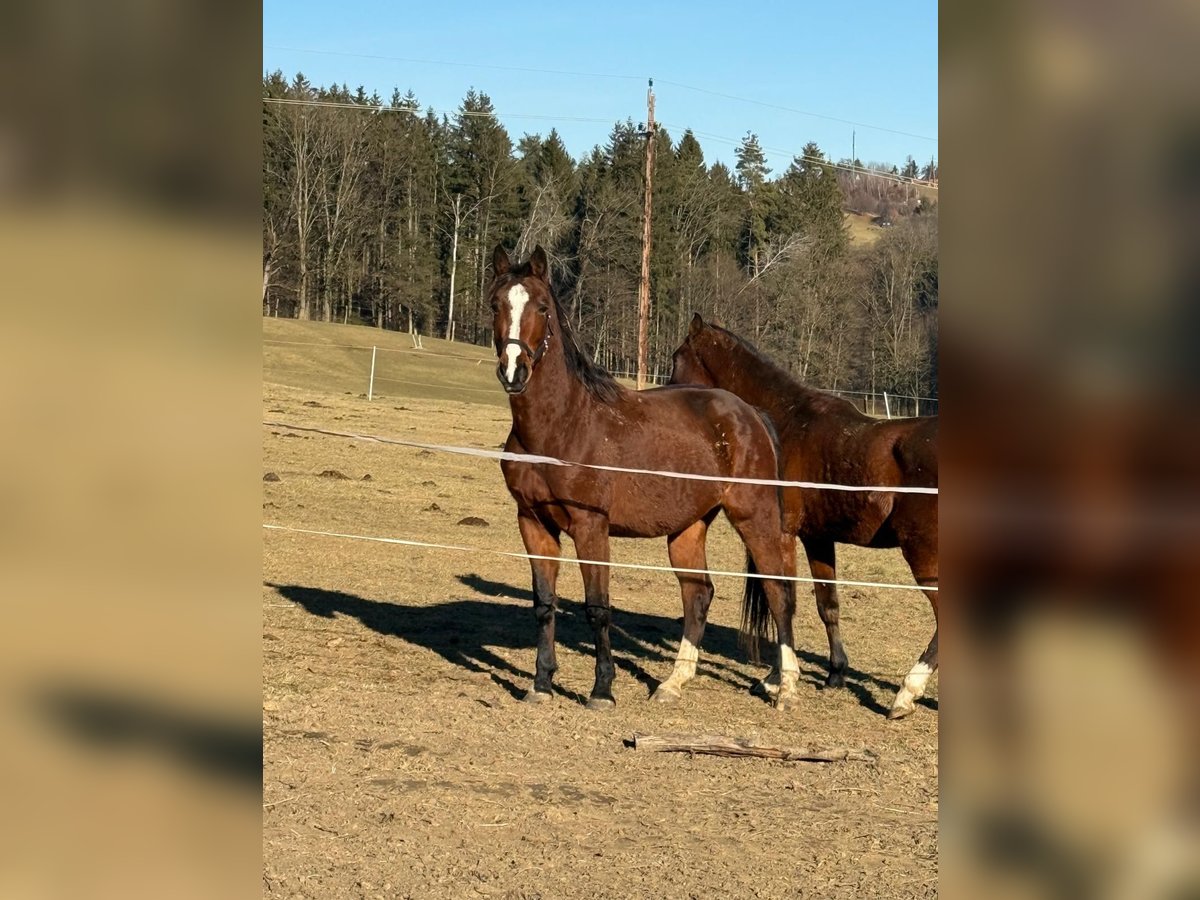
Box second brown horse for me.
[671,314,939,718]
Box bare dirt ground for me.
[262,324,938,899]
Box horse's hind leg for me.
[518,511,561,703]
[757,531,797,700]
[890,612,937,719]
[652,518,716,703]
[802,536,850,688]
[890,539,939,719]
[726,494,801,711]
[889,579,938,719]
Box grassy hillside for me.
[263,317,509,407]
[263,317,649,406]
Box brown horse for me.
[490,246,798,710]
[670,314,939,718]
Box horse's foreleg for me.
[573,520,615,709]
[802,536,849,688]
[891,561,939,719]
[518,512,561,703]
[652,519,715,703]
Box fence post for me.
[368,345,377,401]
[883,391,891,419]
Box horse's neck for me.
[508,341,590,447]
[715,343,834,421]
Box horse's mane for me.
[507,260,620,403]
[701,323,857,417]
[554,294,620,402]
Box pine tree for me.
[446,90,519,341]
[735,132,770,276]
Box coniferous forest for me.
[263,72,938,402]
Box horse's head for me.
[669,313,719,387]
[489,244,555,395]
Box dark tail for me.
[739,407,787,664]
[740,554,775,663]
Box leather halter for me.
[502,311,553,367]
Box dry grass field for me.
[262,318,937,899]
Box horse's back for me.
[626,384,778,473]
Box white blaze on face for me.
[503,284,530,381]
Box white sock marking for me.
[777,644,801,699]
[894,660,934,709]
[903,660,934,697]
[504,284,530,381]
[675,636,699,664]
[665,637,699,686]
[780,644,800,677]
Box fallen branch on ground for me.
[631,733,877,763]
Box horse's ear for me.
[529,245,549,282]
[689,312,705,336]
[492,244,511,278]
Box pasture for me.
[262,318,938,898]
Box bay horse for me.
[490,246,798,710]
[670,314,939,719]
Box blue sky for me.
[263,1,937,171]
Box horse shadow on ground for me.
[268,575,928,716]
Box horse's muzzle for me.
[496,361,529,395]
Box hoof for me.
[888,703,915,720]
[651,685,681,704]
[756,679,781,699]
[824,670,846,689]
[774,693,800,712]
[586,696,616,711]
[523,689,553,704]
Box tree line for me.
[263,71,938,401]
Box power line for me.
[262,96,614,124]
[264,46,934,144]
[264,44,647,82]
[264,97,419,113]
[656,78,937,143]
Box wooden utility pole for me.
[636,79,656,390]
